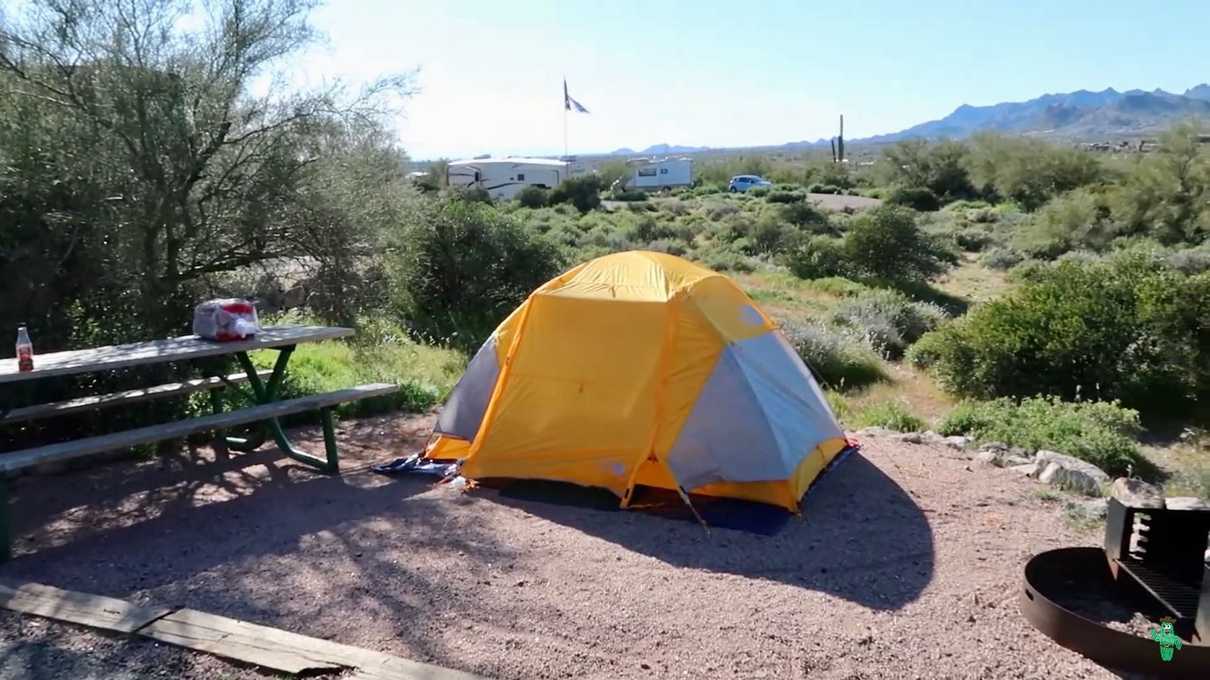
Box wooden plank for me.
[0,383,398,473]
[0,371,270,426]
[0,326,353,385]
[139,609,345,675]
[0,581,172,634]
[141,608,485,680]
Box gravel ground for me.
[0,415,1120,679]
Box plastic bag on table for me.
[192,299,261,341]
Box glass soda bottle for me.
[16,325,33,372]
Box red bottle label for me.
[17,347,33,372]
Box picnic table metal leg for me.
[230,348,339,474]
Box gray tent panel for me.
[664,331,844,490]
[435,335,500,441]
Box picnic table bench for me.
[0,325,398,561]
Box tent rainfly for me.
[425,251,847,511]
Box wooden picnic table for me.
[0,325,397,561]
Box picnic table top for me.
[0,326,352,385]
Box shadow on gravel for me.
[485,451,935,611]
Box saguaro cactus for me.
[837,114,845,163]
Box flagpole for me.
[563,76,568,159]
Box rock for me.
[920,430,946,445]
[1109,478,1164,509]
[973,450,1000,466]
[895,431,923,444]
[979,441,1009,453]
[1034,450,1110,496]
[943,435,969,450]
[1008,463,1038,476]
[856,426,890,438]
[1001,454,1033,467]
[1165,496,1210,511]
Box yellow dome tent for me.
[425,251,848,512]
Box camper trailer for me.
[446,157,568,200]
[624,157,694,191]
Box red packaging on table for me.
[192,299,261,341]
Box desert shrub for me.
[767,190,806,204]
[780,201,830,230]
[880,139,976,201]
[516,185,549,208]
[694,243,756,273]
[807,276,870,297]
[887,186,941,212]
[825,391,851,421]
[746,213,803,256]
[626,216,678,243]
[937,396,1145,476]
[706,201,741,221]
[749,187,770,198]
[609,189,647,201]
[854,400,926,432]
[979,246,1024,270]
[904,329,947,369]
[808,183,842,195]
[917,253,1210,415]
[548,175,603,213]
[645,239,689,256]
[449,186,492,204]
[831,289,948,358]
[626,201,657,213]
[954,227,994,252]
[841,206,955,283]
[1019,188,1117,257]
[391,199,564,350]
[965,134,1105,211]
[1169,245,1210,274]
[782,323,886,390]
[785,236,846,279]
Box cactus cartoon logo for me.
[1148,619,1182,662]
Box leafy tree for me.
[1109,122,1210,245]
[965,134,1103,210]
[516,185,549,208]
[881,139,974,201]
[390,199,564,350]
[0,0,410,341]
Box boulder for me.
[920,430,946,446]
[1001,454,1033,467]
[1165,496,1210,511]
[1033,450,1110,496]
[979,441,1009,453]
[1008,463,1038,476]
[1109,478,1164,509]
[895,431,923,444]
[943,435,969,450]
[973,450,1000,466]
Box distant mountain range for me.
[860,84,1210,144]
[610,143,710,156]
[604,84,1210,157]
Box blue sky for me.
[295,0,1209,160]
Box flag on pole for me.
[564,78,590,113]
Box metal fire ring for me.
[1020,546,1210,677]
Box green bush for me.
[785,236,845,279]
[516,185,549,208]
[782,322,886,390]
[746,213,802,256]
[767,190,806,204]
[979,246,1024,270]
[954,227,994,252]
[390,199,564,350]
[937,396,1145,476]
[918,253,1210,414]
[854,400,926,432]
[749,187,770,198]
[831,289,948,358]
[1169,245,1210,275]
[841,206,955,283]
[609,189,647,201]
[548,175,603,213]
[694,243,756,273]
[808,183,842,195]
[887,186,941,212]
[780,201,830,230]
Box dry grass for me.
[838,363,958,428]
[934,253,1013,305]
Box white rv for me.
[624,157,694,191]
[447,157,568,200]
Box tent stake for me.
[675,487,711,535]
